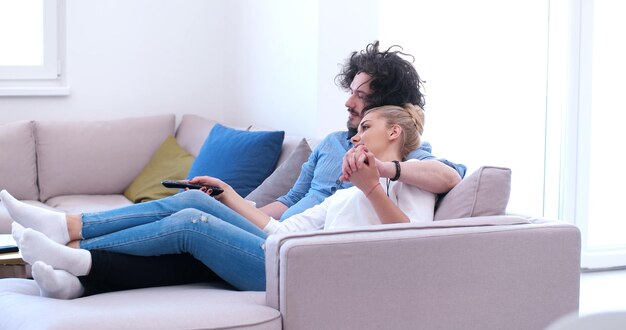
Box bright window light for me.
[0,0,59,81]
[586,0,626,250]
[380,0,550,216]
[0,0,44,66]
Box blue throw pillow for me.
[186,124,285,197]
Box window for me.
[381,0,626,270]
[380,0,550,217]
[569,0,626,269]
[0,0,67,95]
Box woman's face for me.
[350,111,392,157]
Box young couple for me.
[1,41,465,299]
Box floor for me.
[579,268,626,315]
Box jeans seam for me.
[86,228,265,262]
[83,211,175,226]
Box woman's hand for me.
[344,148,381,195]
[341,147,401,183]
[340,145,377,182]
[188,176,231,200]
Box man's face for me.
[344,72,373,130]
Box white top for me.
[263,164,436,234]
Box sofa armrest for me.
[264,216,580,330]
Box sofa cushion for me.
[44,195,134,215]
[246,138,312,207]
[35,115,176,202]
[187,124,285,197]
[0,121,39,200]
[124,135,195,203]
[0,281,281,330]
[434,166,512,220]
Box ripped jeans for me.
[78,190,268,291]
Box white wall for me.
[0,0,381,139]
[223,0,379,138]
[316,0,379,138]
[0,0,230,125]
[222,0,319,136]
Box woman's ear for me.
[388,124,402,141]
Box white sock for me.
[32,261,85,299]
[19,228,91,276]
[11,222,25,247]
[1,189,70,244]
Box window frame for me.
[0,0,68,96]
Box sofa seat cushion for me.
[0,281,281,330]
[45,194,134,214]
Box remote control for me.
[0,245,19,254]
[161,180,224,196]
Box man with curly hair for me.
[261,40,466,220]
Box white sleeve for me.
[262,198,331,234]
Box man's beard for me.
[346,108,359,139]
[347,126,358,139]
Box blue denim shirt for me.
[277,131,466,220]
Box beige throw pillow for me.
[434,166,512,220]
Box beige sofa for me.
[0,114,581,329]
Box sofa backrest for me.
[35,114,176,201]
[175,114,219,157]
[0,121,39,200]
[175,114,319,169]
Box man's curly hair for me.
[335,41,425,110]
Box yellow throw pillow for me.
[124,135,195,203]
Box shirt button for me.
[331,187,337,193]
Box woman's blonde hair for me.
[363,103,425,160]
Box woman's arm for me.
[342,146,461,194]
[189,176,271,229]
[347,151,410,224]
[190,175,325,233]
[258,201,289,219]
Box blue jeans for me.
[79,190,268,291]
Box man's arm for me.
[259,139,322,220]
[377,159,460,194]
